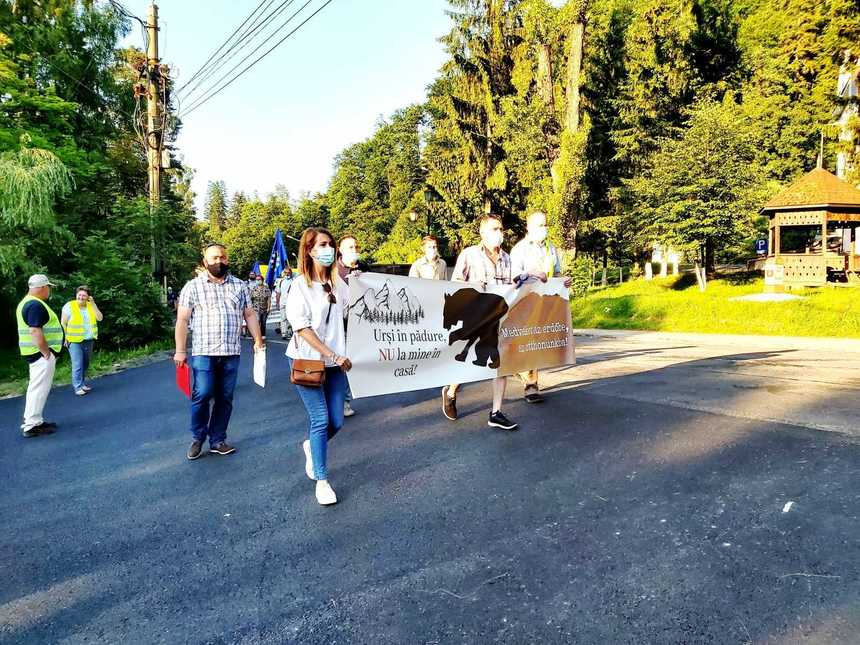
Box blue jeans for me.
[189,355,240,447]
[289,358,346,480]
[68,340,93,390]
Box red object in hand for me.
[176,362,191,399]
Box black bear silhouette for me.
[442,288,509,369]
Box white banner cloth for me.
[345,273,575,398]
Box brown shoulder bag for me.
[290,357,326,387]
[289,293,333,388]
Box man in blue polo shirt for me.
[16,274,64,437]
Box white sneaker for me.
[343,401,355,417]
[315,480,337,506]
[302,440,315,480]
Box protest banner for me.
[346,273,575,398]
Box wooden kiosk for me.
[761,167,860,289]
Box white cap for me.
[28,274,56,288]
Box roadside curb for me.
[573,328,860,353]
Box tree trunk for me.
[554,3,588,261]
[537,43,555,111]
[705,237,715,276]
[564,20,586,134]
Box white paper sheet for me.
[253,347,266,388]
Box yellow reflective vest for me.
[16,295,63,356]
[64,300,99,343]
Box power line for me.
[175,0,273,94]
[180,0,313,112]
[106,0,149,51]
[181,0,334,118]
[178,0,291,104]
[178,0,298,103]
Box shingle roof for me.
[762,167,860,211]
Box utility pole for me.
[146,2,162,279]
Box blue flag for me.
[266,229,289,289]
[251,260,262,278]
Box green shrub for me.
[65,234,171,347]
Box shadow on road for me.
[1,342,859,644]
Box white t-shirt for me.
[285,276,349,366]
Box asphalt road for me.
[2,331,860,644]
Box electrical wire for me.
[181,0,334,118]
[175,0,274,94]
[178,0,296,103]
[180,0,309,109]
[107,0,149,52]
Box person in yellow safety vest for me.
[61,285,104,396]
[510,211,573,404]
[16,274,64,437]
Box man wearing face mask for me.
[250,274,272,340]
[409,235,447,280]
[442,214,518,431]
[175,243,264,460]
[510,211,573,404]
[335,235,367,417]
[336,235,369,283]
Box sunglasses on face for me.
[321,282,336,305]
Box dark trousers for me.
[257,311,268,336]
[189,355,240,447]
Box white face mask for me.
[530,226,548,243]
[425,247,438,260]
[484,230,504,249]
[341,250,360,267]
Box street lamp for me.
[406,184,440,235]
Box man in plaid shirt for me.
[174,243,264,461]
[442,214,519,431]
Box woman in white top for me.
[286,227,352,506]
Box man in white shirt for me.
[510,211,572,403]
[409,235,447,280]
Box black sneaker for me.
[488,410,519,431]
[210,442,236,456]
[442,386,457,421]
[22,422,56,437]
[524,389,544,404]
[187,440,204,460]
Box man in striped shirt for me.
[175,243,264,461]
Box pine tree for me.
[431,0,523,222]
[226,190,247,230]
[203,180,227,238]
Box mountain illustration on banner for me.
[349,280,425,325]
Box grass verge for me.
[0,339,172,398]
[570,274,860,337]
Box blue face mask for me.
[315,247,335,267]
